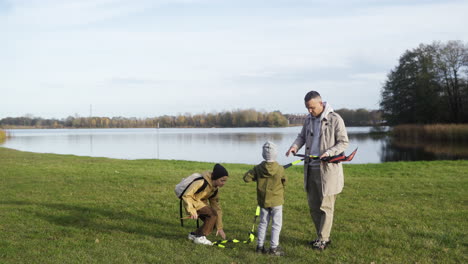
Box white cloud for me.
[1,0,467,118]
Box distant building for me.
[284,114,307,125]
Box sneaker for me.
[308,239,331,246]
[269,246,285,256]
[193,236,213,246]
[188,232,197,241]
[312,240,330,250]
[307,238,320,246]
[256,245,267,254]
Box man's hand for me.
[285,146,297,157]
[216,229,226,239]
[319,152,330,160]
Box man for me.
[182,163,229,245]
[285,91,349,250]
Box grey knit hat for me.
[262,141,278,162]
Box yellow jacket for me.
[181,171,223,230]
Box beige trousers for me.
[306,166,337,242]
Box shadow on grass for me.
[1,200,287,246]
[1,200,182,240]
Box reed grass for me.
[0,129,7,143]
[392,124,468,142]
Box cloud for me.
[1,0,467,118]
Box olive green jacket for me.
[243,161,287,208]
[181,171,223,230]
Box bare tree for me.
[433,40,468,122]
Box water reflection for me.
[345,133,385,164]
[1,128,466,164]
[381,138,468,162]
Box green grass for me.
[1,147,467,264]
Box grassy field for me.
[0,147,467,264]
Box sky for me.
[1,0,467,119]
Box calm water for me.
[1,127,466,165]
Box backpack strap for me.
[179,199,184,227]
[195,179,208,195]
[179,177,203,227]
[209,189,218,199]
[194,180,208,229]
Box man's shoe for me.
[188,232,197,241]
[312,240,330,250]
[193,236,213,246]
[269,246,285,256]
[307,238,319,246]
[256,245,267,254]
[308,239,331,246]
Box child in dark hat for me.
[243,141,287,256]
[182,163,229,246]
[212,163,229,180]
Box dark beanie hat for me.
[212,163,228,180]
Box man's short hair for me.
[304,91,321,102]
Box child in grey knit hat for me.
[262,141,278,162]
[243,141,287,256]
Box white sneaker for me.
[188,232,196,241]
[193,236,213,246]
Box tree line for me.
[0,108,382,129]
[380,40,468,125]
[335,109,383,126]
[0,110,288,128]
[286,109,383,126]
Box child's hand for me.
[190,212,198,219]
[216,229,226,239]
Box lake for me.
[1,127,466,165]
